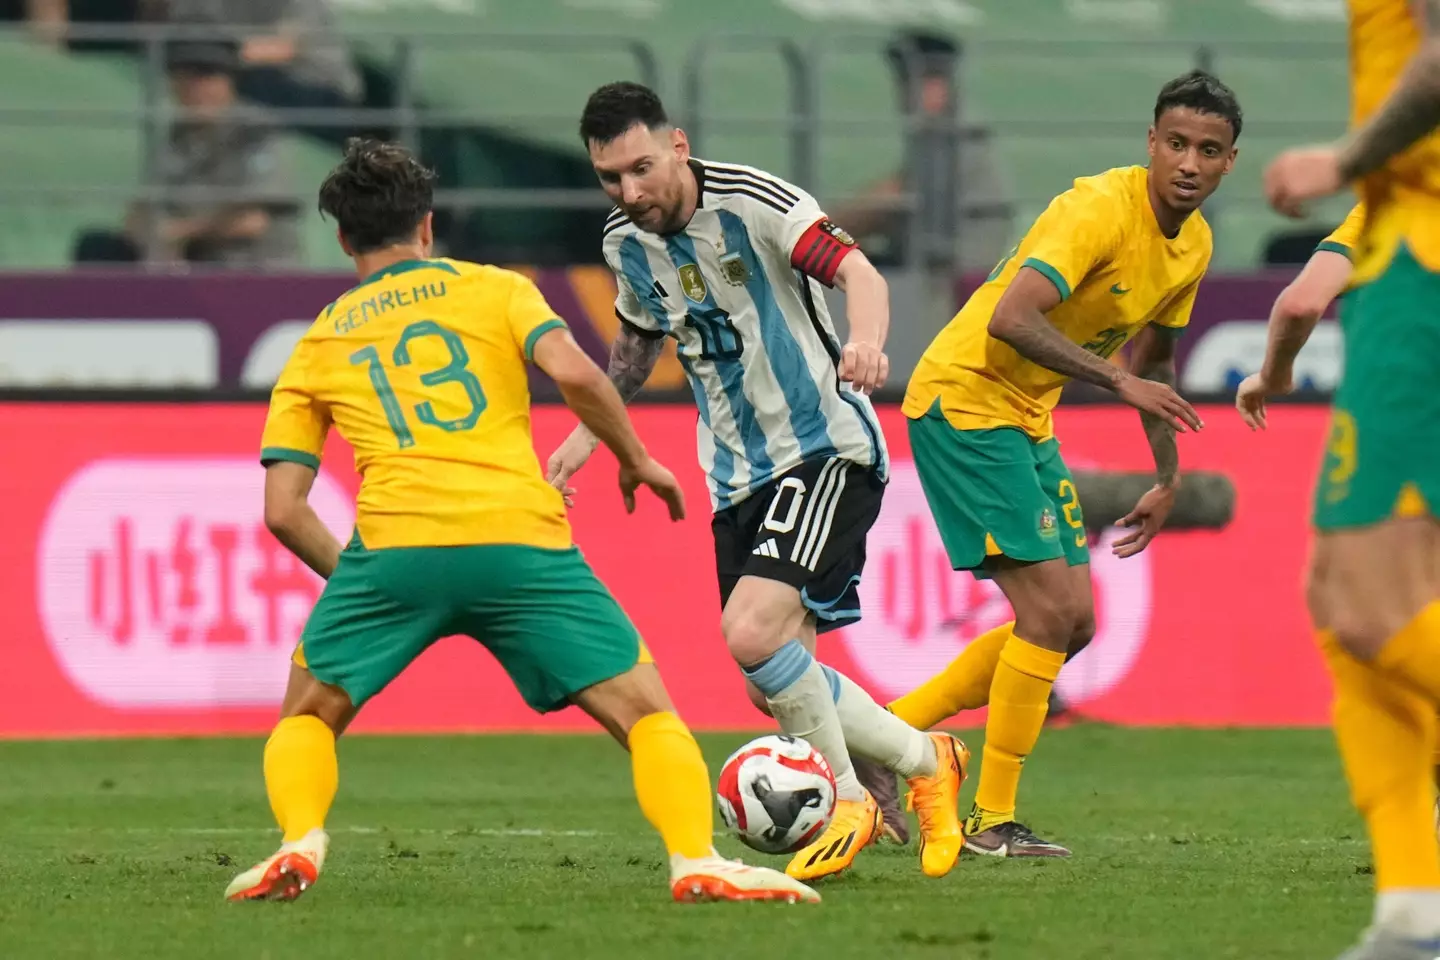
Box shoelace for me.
[905,756,958,836]
[1002,823,1044,843]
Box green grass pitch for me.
[0,727,1372,959]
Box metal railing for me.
[0,21,1348,271]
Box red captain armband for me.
[791,218,858,286]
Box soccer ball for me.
[716,735,837,855]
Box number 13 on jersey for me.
[350,319,487,448]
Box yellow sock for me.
[889,623,1012,729]
[1375,602,1440,704]
[629,711,713,860]
[263,715,338,844]
[973,635,1066,828]
[1320,630,1440,890]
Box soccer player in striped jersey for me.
[546,82,967,882]
[227,138,819,907]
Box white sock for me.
[669,849,721,878]
[744,641,864,802]
[1374,890,1440,940]
[824,666,936,779]
[281,828,329,871]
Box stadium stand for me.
[0,0,1354,270]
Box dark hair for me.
[1154,70,1243,141]
[318,138,436,254]
[885,31,960,81]
[165,40,238,76]
[579,81,669,146]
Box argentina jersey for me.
[602,158,887,512]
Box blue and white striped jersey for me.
[603,158,888,513]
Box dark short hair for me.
[579,81,669,147]
[1154,70,1243,142]
[165,40,238,76]
[885,30,960,81]
[318,138,436,255]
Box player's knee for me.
[721,605,784,666]
[1067,612,1096,660]
[280,673,354,735]
[1330,607,1394,662]
[1013,597,1079,652]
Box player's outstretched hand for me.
[546,427,599,508]
[618,456,686,521]
[1263,146,1343,219]
[1235,372,1292,431]
[1112,484,1177,559]
[1115,375,1203,432]
[840,341,889,395]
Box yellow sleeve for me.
[508,273,568,362]
[1152,276,1201,331]
[260,338,329,470]
[1017,183,1125,301]
[1315,203,1365,260]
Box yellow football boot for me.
[905,733,969,877]
[784,790,880,881]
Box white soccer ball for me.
[716,734,837,855]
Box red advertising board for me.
[0,403,1334,738]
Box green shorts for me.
[295,538,644,711]
[1314,244,1440,530]
[908,402,1090,577]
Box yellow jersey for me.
[903,165,1212,440]
[1317,202,1366,258]
[260,257,572,550]
[1349,0,1440,281]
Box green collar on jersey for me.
[358,258,459,287]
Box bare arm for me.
[1338,0,1440,180]
[833,251,891,393]
[1236,248,1353,430]
[1260,250,1353,387]
[532,328,649,469]
[533,327,686,519]
[989,266,1203,432]
[987,267,1125,390]
[607,322,666,403]
[564,323,665,453]
[834,250,889,350]
[1128,326,1182,489]
[264,462,343,579]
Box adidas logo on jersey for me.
[752,539,781,559]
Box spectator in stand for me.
[75,40,298,267]
[11,0,158,52]
[163,0,362,134]
[835,31,1013,275]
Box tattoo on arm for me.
[1337,0,1440,180]
[607,325,665,402]
[993,311,1124,390]
[1136,360,1180,487]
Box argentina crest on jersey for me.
[719,250,750,286]
[603,158,887,512]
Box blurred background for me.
[0,0,1352,395]
[0,0,1348,736]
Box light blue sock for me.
[741,641,863,801]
